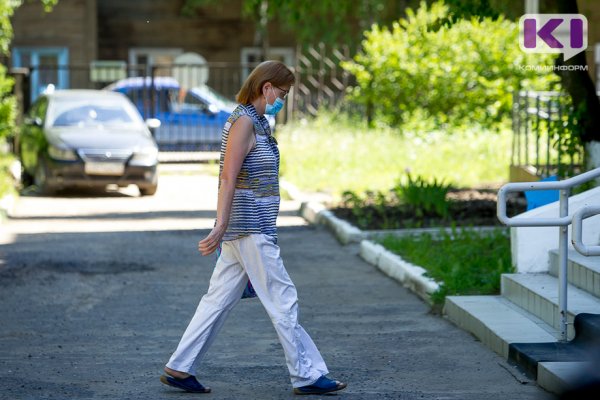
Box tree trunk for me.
[254,0,270,61]
[586,142,600,171]
[553,0,600,168]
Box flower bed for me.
[331,188,526,230]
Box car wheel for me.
[139,184,158,196]
[19,151,33,187]
[21,168,34,188]
[34,158,55,195]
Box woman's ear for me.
[261,82,271,97]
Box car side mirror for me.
[204,104,219,116]
[145,118,161,129]
[24,116,43,127]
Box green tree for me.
[552,0,600,171]
[0,0,57,141]
[342,1,560,128]
[448,0,600,168]
[0,0,19,143]
[0,0,57,198]
[0,0,57,53]
[443,0,501,20]
[183,0,394,58]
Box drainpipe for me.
[525,0,539,14]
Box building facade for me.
[9,0,297,100]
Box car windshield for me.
[190,85,236,109]
[47,97,144,129]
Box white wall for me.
[587,142,600,172]
[512,186,600,273]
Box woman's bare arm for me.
[198,115,255,256]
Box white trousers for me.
[166,234,329,387]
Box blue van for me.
[106,77,258,151]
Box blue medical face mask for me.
[265,87,285,115]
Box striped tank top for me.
[219,104,280,242]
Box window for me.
[240,47,295,79]
[12,47,69,101]
[128,48,183,76]
[183,92,209,112]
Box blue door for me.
[12,47,69,101]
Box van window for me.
[183,92,209,112]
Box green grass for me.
[378,227,514,305]
[276,113,512,198]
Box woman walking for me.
[160,60,347,396]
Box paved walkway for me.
[0,171,554,399]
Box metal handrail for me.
[497,166,600,341]
[572,205,600,256]
[498,167,600,226]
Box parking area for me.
[0,169,554,399]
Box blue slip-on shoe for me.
[293,375,347,395]
[160,375,211,393]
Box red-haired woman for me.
[160,61,347,396]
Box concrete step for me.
[507,313,600,381]
[538,361,592,395]
[502,273,600,340]
[509,340,589,380]
[549,249,600,298]
[444,295,557,359]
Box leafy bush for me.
[379,227,514,305]
[340,189,400,229]
[0,62,17,201]
[0,64,16,142]
[341,0,561,128]
[393,173,451,218]
[0,0,56,199]
[0,63,17,200]
[0,153,17,198]
[339,173,453,229]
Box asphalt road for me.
[0,166,555,400]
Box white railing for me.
[572,205,600,256]
[497,167,600,341]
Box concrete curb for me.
[287,182,441,305]
[367,225,503,239]
[0,158,19,224]
[279,179,304,202]
[0,193,16,224]
[299,201,364,245]
[280,179,359,244]
[298,196,502,245]
[298,198,362,243]
[359,240,440,305]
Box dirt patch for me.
[330,188,527,230]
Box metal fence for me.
[512,90,585,178]
[122,63,263,151]
[10,55,352,152]
[293,43,353,117]
[11,63,262,152]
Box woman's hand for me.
[198,225,226,256]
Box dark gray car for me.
[18,89,160,195]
